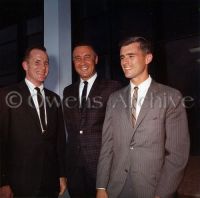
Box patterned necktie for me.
[131,86,138,127]
[35,87,46,132]
[81,81,88,111]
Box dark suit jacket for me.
[96,80,190,198]
[63,77,121,180]
[0,81,66,196]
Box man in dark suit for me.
[96,36,190,198]
[62,42,121,198]
[0,45,67,198]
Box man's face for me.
[73,46,98,80]
[22,49,49,86]
[120,42,152,84]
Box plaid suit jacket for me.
[63,77,121,179]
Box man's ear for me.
[145,53,153,65]
[22,61,28,71]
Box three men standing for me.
[0,37,190,198]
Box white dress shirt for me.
[130,75,152,120]
[79,73,97,104]
[25,78,47,130]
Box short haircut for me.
[73,41,97,55]
[23,45,47,61]
[119,36,153,54]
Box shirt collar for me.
[130,75,152,92]
[25,78,44,92]
[80,73,97,85]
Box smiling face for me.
[120,42,153,85]
[73,45,98,80]
[22,49,49,87]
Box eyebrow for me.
[73,54,92,58]
[126,53,135,56]
[120,52,135,57]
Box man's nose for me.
[122,57,129,64]
[79,58,87,64]
[41,63,47,69]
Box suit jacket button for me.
[130,146,134,150]
[80,130,83,134]
[125,169,128,173]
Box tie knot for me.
[83,81,88,86]
[134,86,138,91]
[35,87,41,93]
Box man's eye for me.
[84,56,91,60]
[74,58,80,62]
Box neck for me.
[130,75,149,86]
[26,77,43,87]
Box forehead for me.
[120,42,141,53]
[73,46,95,56]
[29,49,48,58]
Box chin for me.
[38,78,45,83]
[81,75,90,79]
[125,74,133,79]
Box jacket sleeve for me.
[56,96,67,177]
[96,95,114,188]
[155,91,190,198]
[0,89,10,186]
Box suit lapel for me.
[69,81,82,120]
[44,89,51,131]
[121,85,132,124]
[75,81,81,115]
[133,80,158,132]
[18,81,41,130]
[87,77,100,99]
[116,85,135,139]
[116,81,160,142]
[85,77,103,111]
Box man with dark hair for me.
[63,42,121,198]
[0,45,67,198]
[96,36,190,198]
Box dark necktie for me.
[81,81,88,111]
[131,86,138,127]
[35,87,47,132]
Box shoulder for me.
[1,82,24,94]
[44,89,63,109]
[63,83,75,91]
[63,81,79,94]
[44,88,61,100]
[98,79,121,86]
[96,79,122,90]
[0,82,26,110]
[108,85,128,100]
[153,81,182,96]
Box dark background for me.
[0,0,199,154]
